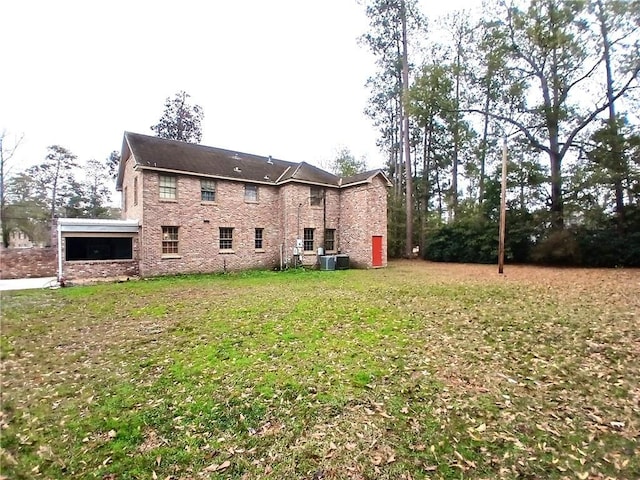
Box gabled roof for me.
[116,132,390,191]
[341,170,392,187]
[117,132,297,190]
[278,161,340,186]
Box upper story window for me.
[303,228,314,252]
[123,186,128,211]
[133,177,138,206]
[201,179,216,202]
[159,175,177,200]
[310,186,324,206]
[244,184,258,202]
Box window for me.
[255,228,264,249]
[123,187,128,211]
[65,237,133,261]
[159,175,177,200]
[162,226,179,254]
[133,177,138,206]
[303,228,314,251]
[324,229,336,251]
[220,227,233,250]
[201,179,216,202]
[310,186,324,206]
[244,184,258,202]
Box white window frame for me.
[159,175,177,200]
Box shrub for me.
[530,230,581,265]
[423,210,639,267]
[573,228,640,267]
[424,218,497,264]
[424,211,537,264]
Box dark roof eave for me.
[340,170,392,188]
[116,132,389,190]
[276,177,340,188]
[115,132,132,191]
[136,165,279,186]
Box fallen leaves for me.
[202,459,231,473]
[2,262,639,478]
[249,420,283,437]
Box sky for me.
[1,0,479,180]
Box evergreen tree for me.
[150,90,204,143]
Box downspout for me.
[297,203,303,267]
[57,221,63,284]
[322,189,326,248]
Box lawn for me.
[1,260,638,479]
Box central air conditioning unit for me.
[335,254,349,270]
[320,255,336,271]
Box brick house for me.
[56,132,389,280]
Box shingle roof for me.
[117,132,297,189]
[116,132,390,191]
[341,170,382,186]
[281,162,340,186]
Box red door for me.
[372,236,383,267]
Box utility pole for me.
[498,137,507,274]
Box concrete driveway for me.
[0,277,58,291]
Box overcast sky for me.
[2,0,479,177]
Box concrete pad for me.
[0,277,58,291]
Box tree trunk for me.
[401,0,413,257]
[420,123,430,253]
[0,137,7,248]
[549,149,563,229]
[395,97,402,199]
[597,0,625,230]
[436,168,443,221]
[451,48,461,221]
[541,36,564,230]
[479,84,491,205]
[50,159,61,221]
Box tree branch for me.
[560,62,640,158]
[462,108,550,154]
[560,59,603,105]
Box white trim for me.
[57,221,63,281]
[274,166,291,183]
[57,218,139,233]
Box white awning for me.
[57,218,139,234]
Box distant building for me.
[3,228,45,249]
[56,132,390,280]
[9,229,33,248]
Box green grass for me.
[1,261,638,479]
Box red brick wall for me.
[279,184,341,267]
[121,154,144,221]
[137,171,285,276]
[339,176,388,268]
[60,235,140,281]
[62,259,139,280]
[123,162,388,277]
[0,247,57,279]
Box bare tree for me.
[0,130,24,247]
